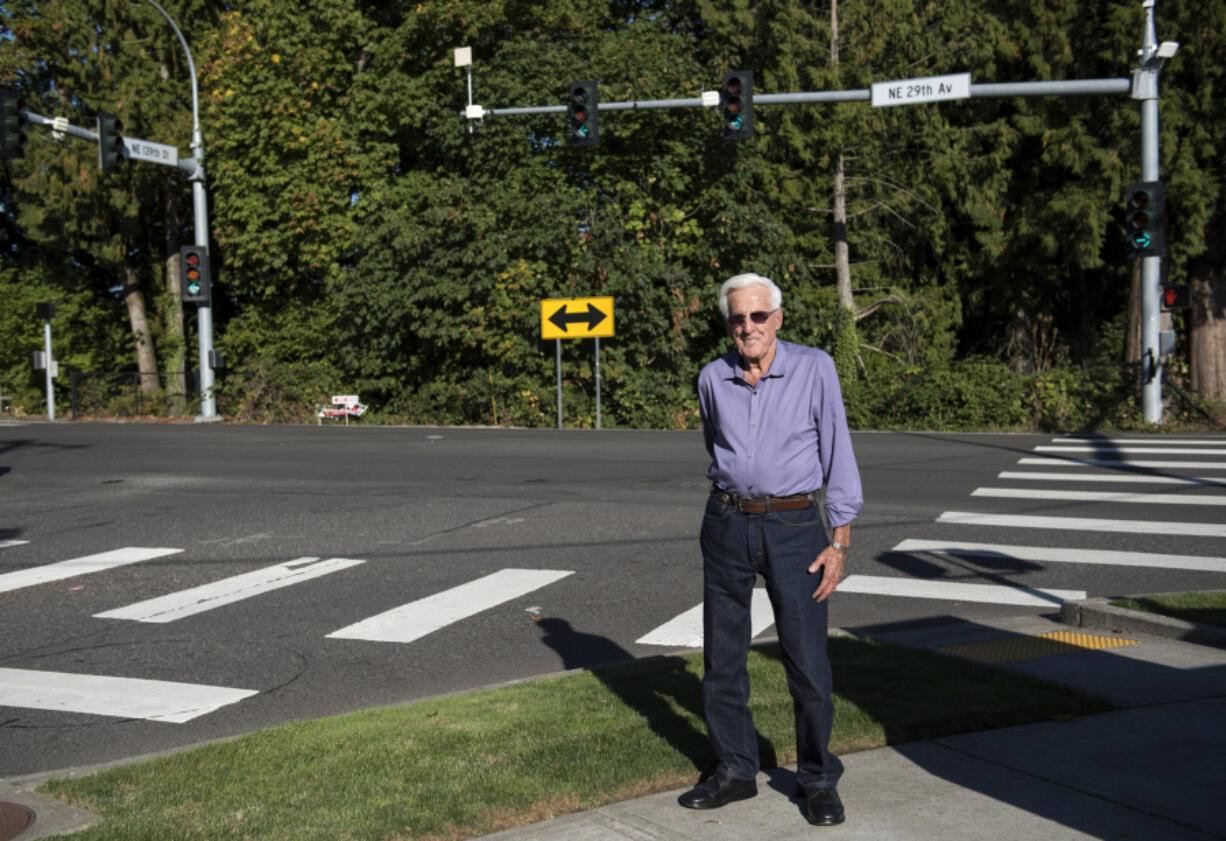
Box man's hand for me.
[809,525,851,602]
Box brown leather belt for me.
[710,487,817,514]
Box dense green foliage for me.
[1,1,1222,429]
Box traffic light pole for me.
[1134,0,1172,425]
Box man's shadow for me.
[535,616,778,779]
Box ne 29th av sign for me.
[871,72,971,108]
[540,297,614,340]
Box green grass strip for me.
[1111,591,1226,628]
[40,637,1113,841]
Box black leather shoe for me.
[805,787,845,826]
[678,775,758,809]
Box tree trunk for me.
[123,263,160,395]
[165,178,187,411]
[1188,206,1226,404]
[831,0,853,311]
[1125,258,1141,363]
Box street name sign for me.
[540,297,614,339]
[871,72,971,108]
[123,137,179,166]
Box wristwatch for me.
[831,540,850,553]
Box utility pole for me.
[1133,0,1178,424]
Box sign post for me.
[540,296,614,429]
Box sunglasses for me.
[726,308,778,328]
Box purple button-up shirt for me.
[698,340,864,528]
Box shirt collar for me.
[720,340,790,382]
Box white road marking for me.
[0,547,183,595]
[0,539,29,550]
[1051,437,1226,446]
[938,510,1226,538]
[635,589,774,648]
[1019,457,1226,470]
[971,487,1226,506]
[1036,446,1226,455]
[94,557,366,623]
[0,667,258,723]
[893,539,1226,573]
[327,568,574,644]
[838,575,1085,606]
[998,471,1226,487]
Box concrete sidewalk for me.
[476,612,1226,841]
[4,610,1225,840]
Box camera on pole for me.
[1125,181,1164,259]
[721,70,754,140]
[180,244,211,304]
[0,89,28,158]
[567,81,599,147]
[97,111,125,174]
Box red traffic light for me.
[1161,284,1190,311]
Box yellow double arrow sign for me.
[540,296,614,340]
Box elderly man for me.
[679,272,863,827]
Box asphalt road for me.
[2,422,1224,777]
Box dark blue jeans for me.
[699,494,843,791]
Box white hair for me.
[718,273,783,318]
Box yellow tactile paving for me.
[936,630,1141,664]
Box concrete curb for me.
[1060,597,1226,650]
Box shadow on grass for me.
[535,617,777,781]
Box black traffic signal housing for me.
[180,244,211,304]
[568,81,598,147]
[97,111,125,173]
[1160,284,1190,311]
[721,70,754,140]
[1125,181,1164,258]
[1,89,28,158]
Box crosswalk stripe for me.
[635,589,774,648]
[1036,445,1226,455]
[327,568,574,644]
[893,539,1226,573]
[1018,457,1226,470]
[839,575,1085,606]
[998,471,1226,487]
[1051,437,1226,446]
[94,557,367,623]
[972,487,1226,506]
[938,510,1226,538]
[0,547,183,595]
[0,667,258,723]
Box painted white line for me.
[1036,446,1226,455]
[1018,457,1226,470]
[0,539,29,550]
[972,487,1226,506]
[327,568,574,644]
[0,667,258,723]
[998,471,1226,487]
[635,589,774,648]
[94,557,366,623]
[0,547,183,595]
[938,510,1226,538]
[1052,437,1226,446]
[893,539,1226,573]
[838,575,1084,606]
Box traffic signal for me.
[1160,284,1190,311]
[721,70,754,140]
[1125,181,1164,258]
[568,81,598,147]
[97,111,125,173]
[0,88,27,158]
[180,245,211,304]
